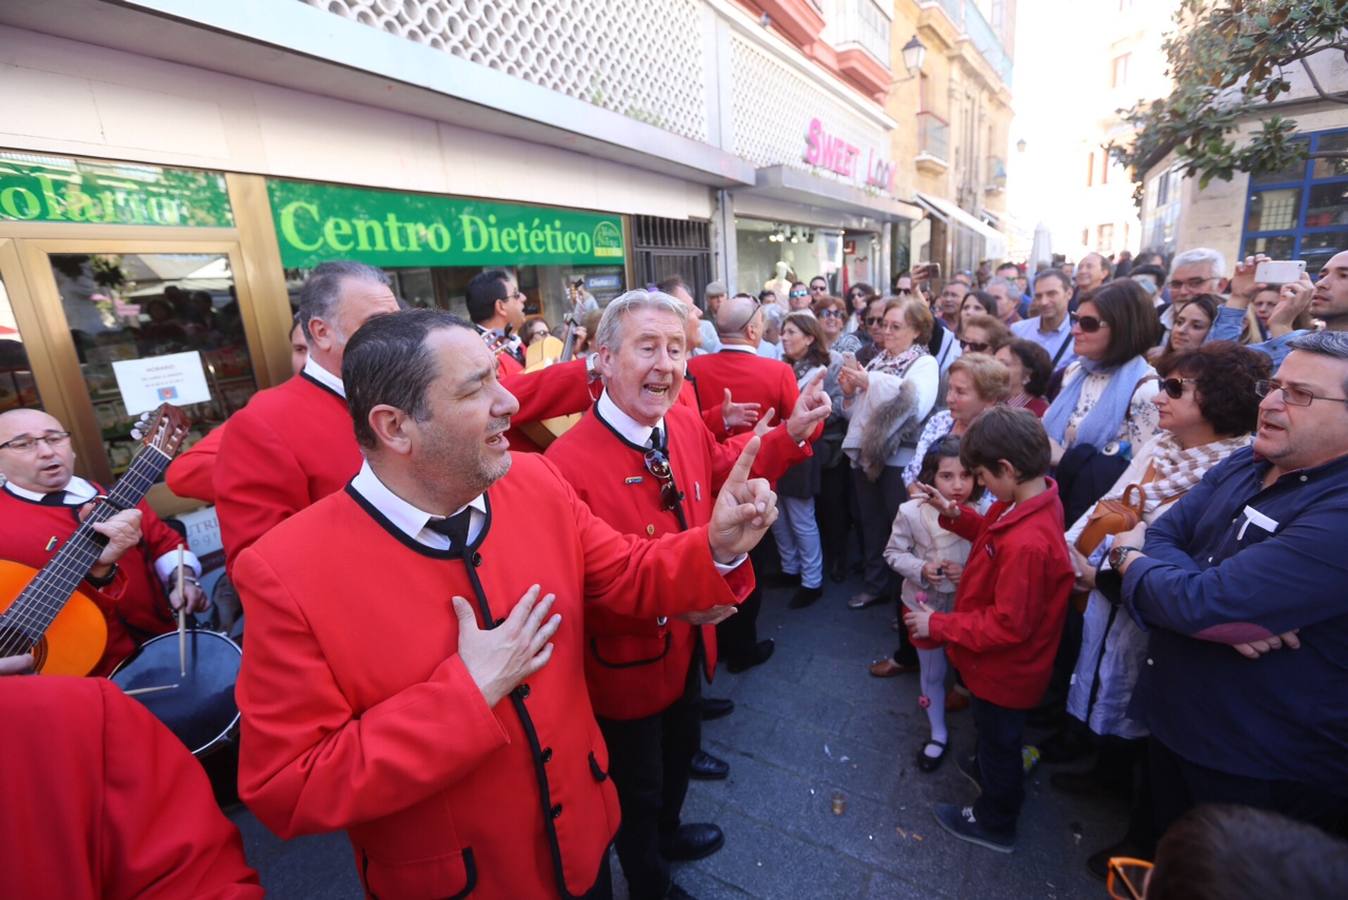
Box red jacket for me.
[215,363,594,571]
[0,487,181,675]
[0,676,260,899]
[927,481,1074,709]
[687,348,799,437]
[165,425,225,503]
[234,452,744,899]
[545,403,805,720]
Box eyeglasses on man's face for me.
[1168,275,1217,292]
[0,431,71,453]
[1255,378,1348,407]
[809,283,828,293]
[864,316,883,327]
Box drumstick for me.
[124,683,180,697]
[176,544,187,677]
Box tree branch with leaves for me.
[1108,0,1348,206]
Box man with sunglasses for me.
[546,291,827,900]
[466,269,529,372]
[0,408,208,677]
[1110,331,1348,842]
[807,276,829,306]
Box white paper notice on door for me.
[111,351,212,414]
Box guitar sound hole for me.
[0,625,47,670]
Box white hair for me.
[1170,247,1227,279]
[594,289,687,354]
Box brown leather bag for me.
[1075,481,1148,556]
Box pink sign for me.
[804,118,895,194]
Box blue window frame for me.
[1239,128,1348,276]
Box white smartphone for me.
[1254,260,1306,284]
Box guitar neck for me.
[2,446,171,645]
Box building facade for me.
[1139,47,1348,271]
[0,0,927,504]
[888,0,1016,277]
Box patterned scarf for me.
[865,343,927,378]
[1128,433,1252,516]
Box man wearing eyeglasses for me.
[546,292,826,900]
[466,269,529,372]
[807,276,829,306]
[1109,331,1348,842]
[0,408,208,677]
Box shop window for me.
[1098,224,1115,255]
[0,274,41,413]
[49,253,257,476]
[1239,128,1348,277]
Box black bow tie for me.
[427,508,473,549]
[39,491,67,506]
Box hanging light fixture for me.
[901,35,926,77]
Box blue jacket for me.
[1207,305,1305,367]
[1123,446,1348,792]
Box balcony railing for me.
[925,0,1013,87]
[830,0,891,65]
[918,112,950,162]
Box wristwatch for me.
[1107,545,1144,570]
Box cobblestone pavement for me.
[231,575,1124,899]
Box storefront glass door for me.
[0,270,41,414]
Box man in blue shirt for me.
[1010,269,1076,372]
[1113,332,1348,841]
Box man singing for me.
[234,309,780,899]
[546,290,829,899]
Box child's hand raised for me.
[912,482,960,518]
[903,595,935,639]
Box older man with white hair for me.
[546,290,828,900]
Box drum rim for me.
[110,628,242,756]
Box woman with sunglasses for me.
[1044,279,1165,524]
[955,312,1009,359]
[773,312,846,607]
[838,298,940,613]
[842,282,875,335]
[1060,342,1270,877]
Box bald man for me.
[0,409,207,676]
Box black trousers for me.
[717,541,770,663]
[1148,737,1348,841]
[852,464,905,596]
[596,656,703,900]
[971,696,1028,834]
[815,459,853,572]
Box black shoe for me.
[916,740,948,773]
[665,884,697,900]
[689,750,729,780]
[660,823,725,861]
[828,560,847,583]
[1038,728,1094,765]
[932,804,1015,853]
[700,697,735,721]
[726,639,774,674]
[788,586,823,609]
[1050,769,1128,800]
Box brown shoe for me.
[868,658,916,678]
[945,689,970,712]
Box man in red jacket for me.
[0,409,207,676]
[687,294,803,672]
[234,308,780,899]
[546,290,827,899]
[215,261,596,572]
[905,407,1073,853]
[0,676,262,898]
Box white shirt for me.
[349,460,487,551]
[2,475,202,583]
[302,355,346,398]
[718,343,757,354]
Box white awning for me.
[915,192,1008,262]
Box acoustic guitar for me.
[519,280,587,448]
[0,403,189,675]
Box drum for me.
[110,629,242,757]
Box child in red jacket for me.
[904,407,1074,853]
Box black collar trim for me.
[343,482,494,560]
[299,370,345,401]
[592,405,661,455]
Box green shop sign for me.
[0,154,233,227]
[267,179,625,269]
